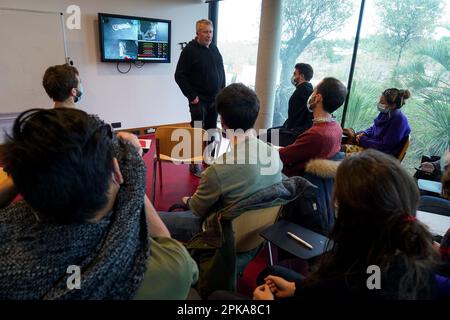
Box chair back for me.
[232,205,281,253]
[397,134,410,162]
[418,195,450,217]
[155,126,206,162]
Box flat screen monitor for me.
[98,13,171,63]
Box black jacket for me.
[283,82,314,135]
[175,39,225,103]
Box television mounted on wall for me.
[98,12,171,63]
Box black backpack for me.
[279,179,330,236]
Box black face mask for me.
[74,84,83,103]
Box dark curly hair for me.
[0,108,114,224]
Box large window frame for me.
[216,0,450,170]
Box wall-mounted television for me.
[98,13,171,63]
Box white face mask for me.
[307,94,315,112]
[377,103,388,113]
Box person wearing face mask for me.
[261,63,314,147]
[0,64,144,208]
[286,63,314,133]
[278,77,347,177]
[342,88,411,157]
[42,64,84,108]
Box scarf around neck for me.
[0,138,150,299]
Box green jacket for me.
[186,176,314,298]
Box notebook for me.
[261,220,332,260]
[418,179,442,194]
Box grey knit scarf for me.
[0,139,150,299]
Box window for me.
[349,0,450,171]
[218,0,450,171]
[273,0,361,126]
[217,0,262,88]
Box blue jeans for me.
[158,210,203,242]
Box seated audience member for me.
[278,77,347,177]
[0,108,198,299]
[43,64,84,108]
[342,88,411,157]
[416,147,450,182]
[418,148,450,216]
[263,63,314,146]
[159,83,283,242]
[253,149,439,300]
[434,157,450,298]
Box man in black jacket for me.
[175,19,225,175]
[262,63,314,147]
[284,63,314,138]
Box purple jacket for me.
[358,109,411,156]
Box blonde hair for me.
[196,19,213,33]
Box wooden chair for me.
[232,205,282,253]
[151,126,207,204]
[397,134,411,162]
[230,205,282,288]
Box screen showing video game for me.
[99,13,171,63]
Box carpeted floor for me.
[142,134,201,212]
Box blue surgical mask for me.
[377,103,388,113]
[307,94,315,112]
[74,83,84,103]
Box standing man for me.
[175,19,225,175]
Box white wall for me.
[0,0,208,129]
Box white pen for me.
[287,231,313,250]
